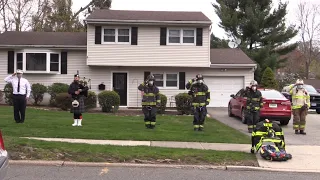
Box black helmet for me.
[147,75,155,81]
[196,74,203,80]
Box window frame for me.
[101,27,132,45]
[14,49,61,74]
[151,72,179,89]
[167,28,196,45]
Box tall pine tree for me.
[213,0,298,82]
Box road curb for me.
[9,160,320,173]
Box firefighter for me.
[288,79,310,135]
[138,75,161,129]
[244,80,263,133]
[186,74,210,131]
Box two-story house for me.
[0,9,256,107]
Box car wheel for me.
[228,103,234,117]
[317,109,320,114]
[241,109,247,124]
[280,119,290,126]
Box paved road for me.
[4,165,320,180]
[208,108,320,146]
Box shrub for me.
[84,91,97,110]
[55,93,72,111]
[0,90,3,103]
[4,83,13,105]
[98,91,120,113]
[175,93,193,115]
[260,67,279,89]
[31,83,47,106]
[157,93,167,114]
[48,83,69,106]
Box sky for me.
[72,0,320,42]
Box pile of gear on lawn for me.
[251,119,293,161]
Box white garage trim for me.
[204,76,245,107]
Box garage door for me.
[205,76,244,107]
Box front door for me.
[113,73,127,106]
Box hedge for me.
[4,83,13,106]
[55,93,72,110]
[31,83,47,106]
[175,93,193,115]
[157,93,167,114]
[47,83,69,106]
[84,91,97,110]
[98,91,120,113]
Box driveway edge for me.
[9,160,320,173]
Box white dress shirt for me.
[4,75,31,98]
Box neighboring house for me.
[0,9,256,108]
[277,49,304,76]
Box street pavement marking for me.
[99,167,109,176]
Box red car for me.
[0,130,8,180]
[228,88,292,125]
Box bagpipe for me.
[72,71,91,108]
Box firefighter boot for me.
[198,125,204,131]
[295,130,299,134]
[300,130,306,135]
[194,125,199,131]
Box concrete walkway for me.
[22,137,250,153]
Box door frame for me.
[111,71,129,107]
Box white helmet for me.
[250,80,258,86]
[16,69,23,74]
[295,79,304,85]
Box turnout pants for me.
[246,110,260,130]
[292,108,307,130]
[142,106,157,128]
[13,94,27,123]
[193,106,207,129]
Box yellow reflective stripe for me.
[207,90,210,92]
[150,122,156,125]
[263,123,272,127]
[145,121,151,125]
[141,82,145,85]
[156,100,161,102]
[248,125,253,128]
[300,125,305,128]
[252,131,268,136]
[275,132,284,136]
[261,138,283,143]
[196,92,206,95]
[142,102,156,105]
[199,125,204,128]
[194,125,200,128]
[189,80,193,83]
[192,103,206,106]
[144,93,155,96]
[251,98,260,101]
[260,103,263,106]
[292,105,302,109]
[254,107,260,110]
[247,106,250,109]
[206,99,210,102]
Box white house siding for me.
[86,24,211,68]
[0,49,254,107]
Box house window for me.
[102,27,131,44]
[167,28,195,44]
[152,73,179,88]
[15,50,61,73]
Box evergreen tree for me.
[212,0,298,82]
[210,34,229,48]
[260,67,279,89]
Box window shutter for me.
[61,52,68,74]
[7,51,14,74]
[160,27,167,45]
[179,72,186,90]
[144,71,150,80]
[95,26,102,44]
[196,28,203,46]
[131,27,138,45]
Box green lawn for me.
[5,136,257,166]
[0,106,250,144]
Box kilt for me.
[70,96,85,114]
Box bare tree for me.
[297,1,320,79]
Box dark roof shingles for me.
[210,48,255,64]
[86,9,211,22]
[0,31,87,46]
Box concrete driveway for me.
[208,108,320,172]
[208,108,320,146]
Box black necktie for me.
[18,78,20,92]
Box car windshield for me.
[303,85,318,93]
[261,90,284,99]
